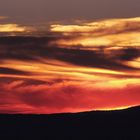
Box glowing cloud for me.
[0,24,28,32]
[51,17,140,34]
[51,17,140,48]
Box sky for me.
[0,0,140,24]
[0,1,139,114]
[0,17,140,114]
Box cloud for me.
[0,24,28,32]
[0,17,139,114]
[0,36,139,72]
[50,17,140,34]
[50,17,140,51]
[0,79,139,114]
[0,67,30,75]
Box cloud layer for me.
[0,17,139,114]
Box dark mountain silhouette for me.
[0,106,140,139]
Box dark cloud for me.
[49,47,140,71]
[115,47,140,61]
[0,67,29,75]
[0,36,139,72]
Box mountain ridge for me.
[0,106,139,139]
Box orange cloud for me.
[0,24,27,32]
[50,17,140,34]
[50,17,140,48]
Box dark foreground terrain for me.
[0,106,140,140]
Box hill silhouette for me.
[0,106,140,139]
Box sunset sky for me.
[0,0,140,114]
